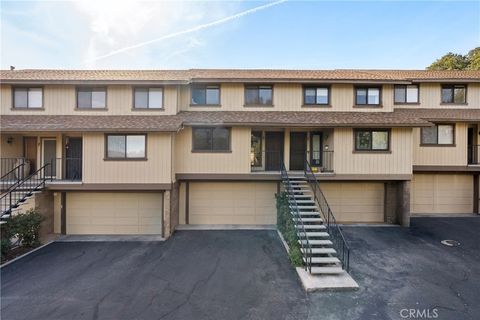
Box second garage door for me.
[321,182,385,223]
[189,182,277,225]
[66,192,163,235]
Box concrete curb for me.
[56,235,165,242]
[0,241,54,269]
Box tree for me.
[427,53,469,70]
[466,47,480,70]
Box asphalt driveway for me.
[1,217,480,320]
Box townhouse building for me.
[1,69,479,239]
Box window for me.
[421,124,454,145]
[13,87,43,108]
[192,127,230,152]
[355,87,381,105]
[134,88,163,109]
[245,85,273,105]
[394,85,419,104]
[304,87,330,105]
[77,88,106,109]
[441,85,466,104]
[191,85,220,105]
[106,134,146,159]
[355,129,389,151]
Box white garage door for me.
[411,174,473,215]
[321,182,384,223]
[189,182,276,225]
[67,192,163,234]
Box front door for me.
[265,132,284,171]
[42,139,56,177]
[23,137,37,175]
[66,138,82,180]
[289,132,307,170]
[468,127,474,164]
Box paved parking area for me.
[1,217,479,320]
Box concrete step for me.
[290,181,308,184]
[296,224,326,229]
[298,232,329,238]
[301,248,336,254]
[294,211,321,216]
[289,199,314,204]
[294,217,323,223]
[291,206,318,210]
[304,257,340,264]
[288,194,311,198]
[299,239,333,245]
[310,266,344,275]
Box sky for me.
[1,0,479,70]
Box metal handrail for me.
[281,163,313,273]
[304,159,350,272]
[0,163,25,193]
[0,164,50,217]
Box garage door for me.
[189,182,276,225]
[321,182,384,223]
[411,174,473,215]
[66,192,163,234]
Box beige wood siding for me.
[187,182,276,224]
[1,85,178,115]
[66,192,163,234]
[333,128,413,174]
[82,132,172,183]
[413,123,468,166]
[411,174,473,214]
[321,182,384,223]
[174,127,251,173]
[179,84,394,112]
[394,83,480,109]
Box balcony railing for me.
[1,158,82,182]
[468,145,480,165]
[250,150,334,172]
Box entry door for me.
[265,132,284,171]
[66,138,82,180]
[23,137,37,175]
[310,132,323,166]
[42,139,56,177]
[289,132,307,170]
[468,127,475,164]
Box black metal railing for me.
[468,145,480,165]
[307,150,334,173]
[1,158,26,178]
[43,158,82,181]
[0,164,50,217]
[304,159,350,272]
[251,151,284,171]
[1,163,25,191]
[281,163,313,273]
[250,150,334,172]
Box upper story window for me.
[394,85,419,104]
[134,88,163,109]
[245,85,273,106]
[191,85,220,105]
[13,87,43,109]
[355,129,389,151]
[192,127,230,152]
[106,134,146,159]
[441,84,466,104]
[77,87,106,109]
[421,124,454,145]
[304,86,330,106]
[355,86,381,106]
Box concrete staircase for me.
[284,175,344,275]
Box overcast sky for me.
[1,0,479,70]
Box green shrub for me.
[9,209,44,248]
[276,191,304,267]
[0,223,14,258]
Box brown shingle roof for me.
[395,108,480,122]
[0,115,183,132]
[178,111,431,127]
[1,69,479,83]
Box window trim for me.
[191,126,232,153]
[393,84,420,105]
[353,129,391,152]
[353,86,382,107]
[104,133,148,161]
[132,86,165,110]
[244,84,274,107]
[190,84,221,107]
[76,86,108,110]
[440,84,467,105]
[302,85,331,106]
[420,123,456,147]
[12,86,44,110]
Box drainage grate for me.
[441,240,460,247]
